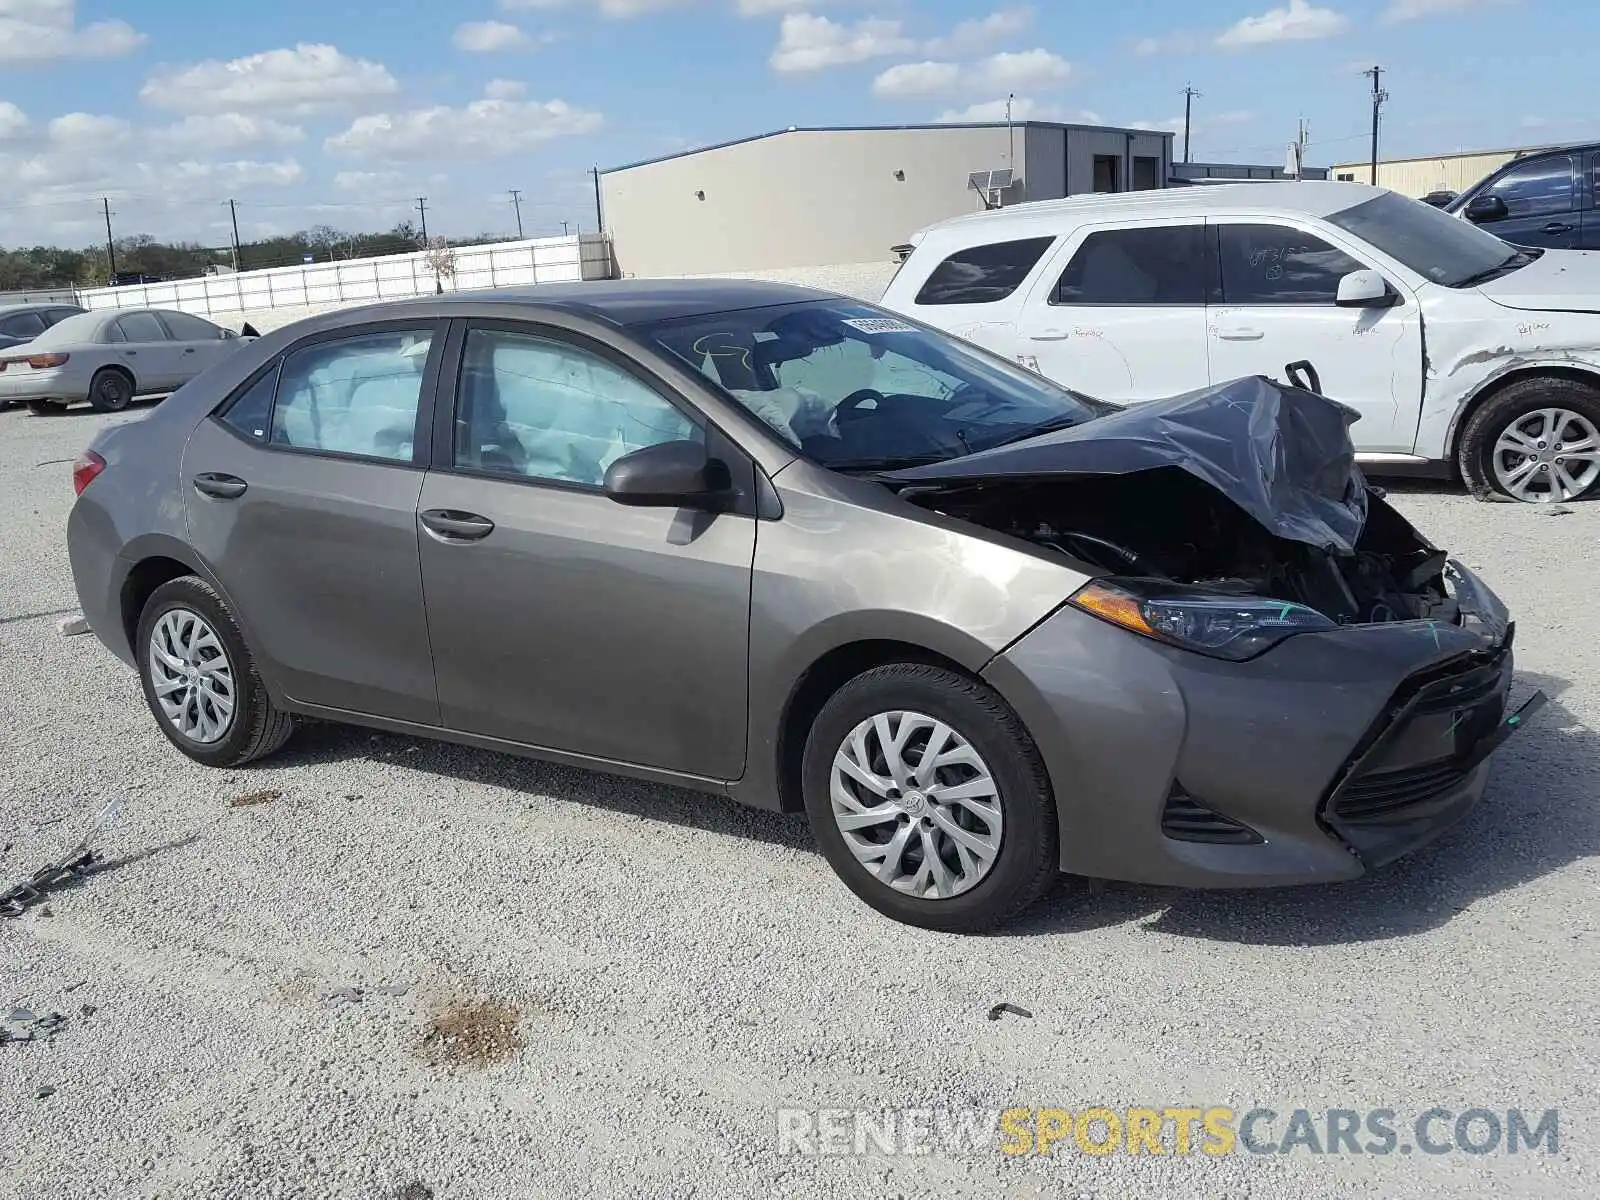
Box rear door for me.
[414,319,756,778]
[1206,221,1423,453]
[1014,219,1214,402]
[181,321,444,723]
[1469,153,1581,249]
[110,311,182,390]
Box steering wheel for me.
[833,388,888,424]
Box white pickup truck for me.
[881,181,1600,503]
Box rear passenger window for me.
[116,312,170,342]
[913,236,1056,305]
[1054,226,1210,305]
[1218,224,1366,305]
[270,329,433,462]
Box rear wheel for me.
[136,576,295,767]
[801,664,1058,932]
[1458,377,1600,502]
[87,367,133,413]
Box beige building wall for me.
[601,127,1020,277]
[1329,151,1524,197]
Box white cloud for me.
[141,44,401,116]
[154,113,306,152]
[500,0,689,13]
[454,20,534,52]
[47,111,132,150]
[872,61,962,98]
[1131,31,1206,55]
[484,79,529,99]
[1216,0,1349,49]
[936,96,1087,123]
[923,7,1033,57]
[325,98,603,162]
[980,48,1071,90]
[1380,0,1499,22]
[770,14,914,73]
[0,102,27,139]
[335,168,406,192]
[0,0,144,64]
[735,0,810,12]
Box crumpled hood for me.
[1478,248,1600,314]
[885,375,1370,553]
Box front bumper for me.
[983,561,1540,888]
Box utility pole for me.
[1181,85,1201,164]
[226,199,242,271]
[101,198,117,278]
[1364,65,1388,185]
[509,188,525,238]
[591,166,603,235]
[1291,116,1309,180]
[415,196,429,244]
[561,220,570,236]
[1006,93,1016,170]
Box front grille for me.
[1162,784,1263,844]
[1334,760,1476,825]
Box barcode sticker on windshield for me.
[842,317,917,335]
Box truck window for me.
[1485,154,1575,218]
[1218,224,1365,305]
[1053,226,1210,305]
[912,236,1057,305]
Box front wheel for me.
[136,576,295,767]
[1458,377,1600,503]
[801,664,1058,933]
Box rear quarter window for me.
[912,235,1057,305]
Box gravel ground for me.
[1,398,1596,1200]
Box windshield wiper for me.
[982,413,1084,450]
[826,452,955,474]
[1452,251,1533,288]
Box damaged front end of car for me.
[884,375,1465,657]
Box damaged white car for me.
[882,181,1600,503]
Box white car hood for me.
[1478,249,1600,314]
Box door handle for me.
[1028,327,1070,341]
[183,347,196,354]
[192,473,247,500]
[420,508,495,542]
[1213,326,1264,341]
[1542,221,1575,234]
[123,350,137,356]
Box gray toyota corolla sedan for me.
[66,281,1541,931]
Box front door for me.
[416,322,756,780]
[1469,153,1581,250]
[1015,219,1213,402]
[158,310,237,382]
[181,322,444,724]
[1206,221,1424,454]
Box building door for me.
[1093,155,1120,193]
[1132,157,1161,190]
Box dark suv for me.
[1445,142,1600,250]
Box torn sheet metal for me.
[885,375,1371,552]
[1,799,124,919]
[2,1009,67,1045]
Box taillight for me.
[26,353,69,368]
[73,450,106,495]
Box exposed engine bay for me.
[896,466,1459,627]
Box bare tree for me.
[423,236,458,294]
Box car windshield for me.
[643,300,1107,471]
[1326,192,1532,288]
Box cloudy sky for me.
[0,0,1585,249]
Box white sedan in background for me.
[0,308,254,415]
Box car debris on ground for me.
[2,1009,68,1045]
[1,799,123,919]
[228,789,282,808]
[56,614,90,637]
[987,1003,1034,1022]
[323,983,412,1010]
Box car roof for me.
[910,180,1392,242]
[0,302,81,315]
[310,279,839,329]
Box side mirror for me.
[1465,194,1509,223]
[603,439,731,510]
[1335,269,1397,308]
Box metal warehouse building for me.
[598,121,1174,278]
[1329,145,1559,198]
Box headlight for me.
[1068,579,1336,661]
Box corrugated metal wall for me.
[1328,152,1521,197]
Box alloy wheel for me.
[828,709,1003,900]
[147,608,236,744]
[1491,407,1600,502]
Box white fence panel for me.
[74,234,613,319]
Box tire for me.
[801,663,1058,933]
[25,398,66,416]
[1458,376,1600,503]
[135,575,295,767]
[87,367,133,413]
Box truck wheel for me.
[1458,377,1600,503]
